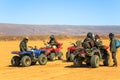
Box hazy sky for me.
[0,0,120,25]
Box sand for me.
[0,39,120,80]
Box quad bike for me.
[73,45,110,68]
[40,41,63,61]
[66,40,82,61]
[11,47,47,67]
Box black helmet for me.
[109,33,114,38]
[50,35,54,39]
[87,32,92,38]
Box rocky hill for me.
[0,23,120,36]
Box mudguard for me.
[11,49,46,56]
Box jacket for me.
[19,40,28,52]
[110,38,117,53]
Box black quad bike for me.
[73,46,110,68]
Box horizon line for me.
[0,23,120,26]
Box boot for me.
[112,64,117,67]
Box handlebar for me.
[69,42,76,46]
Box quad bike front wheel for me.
[38,54,47,65]
[58,52,63,60]
[90,55,100,68]
[66,52,70,61]
[70,53,75,61]
[21,55,31,67]
[73,55,82,67]
[11,56,21,66]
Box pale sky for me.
[0,0,120,25]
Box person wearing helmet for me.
[48,35,58,48]
[19,37,29,52]
[83,32,95,49]
[94,34,102,47]
[95,34,110,64]
[109,33,117,67]
[87,32,95,40]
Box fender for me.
[91,49,102,59]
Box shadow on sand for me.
[65,64,108,68]
[7,64,41,68]
[65,64,90,68]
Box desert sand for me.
[0,39,120,80]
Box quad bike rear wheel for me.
[70,53,75,61]
[38,54,47,65]
[73,55,82,67]
[50,53,55,61]
[101,49,110,66]
[66,52,70,61]
[21,55,31,67]
[11,56,21,66]
[103,55,110,66]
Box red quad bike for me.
[40,41,63,61]
[66,42,81,62]
[66,40,82,62]
[74,45,110,68]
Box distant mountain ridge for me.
[0,23,120,36]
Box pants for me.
[112,52,117,66]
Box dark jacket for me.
[110,38,117,53]
[48,39,58,46]
[83,37,94,49]
[19,39,28,52]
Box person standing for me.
[109,33,117,67]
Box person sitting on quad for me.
[20,37,36,59]
[48,35,58,48]
[82,32,95,49]
[95,34,110,63]
[94,34,103,47]
[75,40,82,47]
[19,37,29,52]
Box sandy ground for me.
[0,39,120,80]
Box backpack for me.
[115,39,120,48]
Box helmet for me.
[24,37,29,40]
[87,32,92,38]
[109,33,114,38]
[95,34,100,40]
[50,35,54,39]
